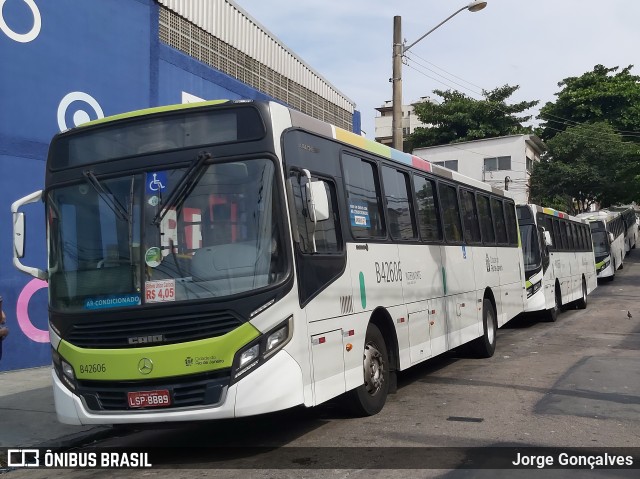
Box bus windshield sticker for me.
[145,247,162,267]
[350,202,370,228]
[146,171,167,194]
[84,294,141,310]
[145,279,176,303]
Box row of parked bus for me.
[517,204,638,324]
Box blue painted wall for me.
[0,0,359,371]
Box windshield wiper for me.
[83,170,130,222]
[152,151,211,226]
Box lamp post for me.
[391,1,487,151]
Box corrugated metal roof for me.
[157,0,355,112]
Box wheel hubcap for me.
[363,342,384,396]
[487,310,496,345]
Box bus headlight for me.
[597,259,610,273]
[231,317,293,384]
[52,347,77,391]
[265,324,289,356]
[526,280,542,298]
[238,344,259,368]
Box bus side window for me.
[477,194,495,245]
[413,175,442,242]
[459,189,481,244]
[504,201,518,246]
[381,166,417,240]
[342,154,386,239]
[438,182,463,243]
[490,198,508,244]
[552,219,561,251]
[291,173,341,254]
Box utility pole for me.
[390,2,487,152]
[391,16,403,151]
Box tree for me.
[529,122,640,212]
[409,85,538,149]
[538,65,640,142]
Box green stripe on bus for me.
[359,272,367,309]
[442,267,447,295]
[57,322,260,381]
[595,260,606,269]
[525,280,532,288]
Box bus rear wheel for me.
[469,299,497,358]
[546,287,560,322]
[575,279,587,309]
[344,323,389,417]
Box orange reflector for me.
[346,343,353,352]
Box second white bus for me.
[577,210,625,280]
[518,205,597,321]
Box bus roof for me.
[522,204,587,224]
[67,99,513,200]
[576,210,620,223]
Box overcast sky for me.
[232,0,640,140]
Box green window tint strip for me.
[81,100,230,128]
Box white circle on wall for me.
[0,0,42,43]
[57,91,104,131]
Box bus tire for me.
[546,286,561,322]
[575,278,587,310]
[470,299,497,358]
[345,323,389,417]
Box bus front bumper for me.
[53,349,304,425]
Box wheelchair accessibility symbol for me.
[147,172,167,193]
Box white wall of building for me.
[412,135,545,205]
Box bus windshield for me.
[591,231,610,257]
[520,224,542,274]
[47,158,286,312]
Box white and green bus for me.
[517,205,597,321]
[577,210,626,280]
[607,206,638,254]
[12,100,525,425]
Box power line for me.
[404,58,640,146]
[404,54,640,139]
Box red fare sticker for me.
[145,279,176,303]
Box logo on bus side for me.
[486,254,503,272]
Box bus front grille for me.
[78,370,230,412]
[66,310,243,348]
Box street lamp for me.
[391,1,487,151]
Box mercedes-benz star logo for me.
[138,358,153,375]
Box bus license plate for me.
[127,390,171,408]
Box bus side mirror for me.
[302,170,329,223]
[608,233,614,243]
[12,190,47,281]
[543,231,552,247]
[14,212,25,258]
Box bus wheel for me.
[575,278,587,310]
[470,299,497,358]
[345,323,389,416]
[546,287,560,322]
